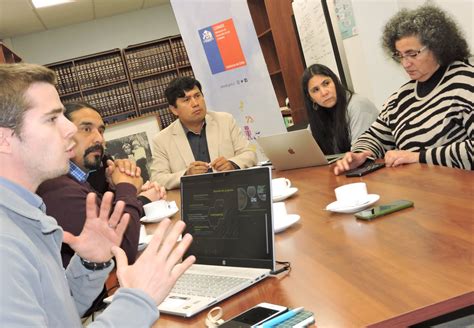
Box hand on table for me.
[186,161,210,175]
[112,219,195,305]
[384,150,419,167]
[210,156,235,172]
[63,192,130,263]
[333,150,374,175]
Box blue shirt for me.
[69,161,89,183]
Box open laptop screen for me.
[180,167,274,269]
[257,129,329,170]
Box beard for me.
[83,144,104,170]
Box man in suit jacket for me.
[150,77,256,190]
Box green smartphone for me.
[355,200,414,220]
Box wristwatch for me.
[80,257,113,271]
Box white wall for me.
[10,3,179,65]
[343,0,473,109]
[2,38,14,49]
[8,0,472,108]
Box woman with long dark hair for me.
[302,64,378,155]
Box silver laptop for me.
[158,167,275,317]
[257,129,331,170]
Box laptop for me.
[257,129,339,170]
[158,166,275,317]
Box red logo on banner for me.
[212,19,246,71]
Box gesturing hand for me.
[63,192,130,263]
[112,219,195,305]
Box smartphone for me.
[345,161,385,177]
[219,303,287,328]
[355,200,414,220]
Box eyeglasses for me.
[392,46,427,62]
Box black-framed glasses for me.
[392,46,427,62]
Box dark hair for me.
[63,102,100,120]
[382,4,470,66]
[301,64,352,154]
[165,76,203,107]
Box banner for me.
[170,0,287,160]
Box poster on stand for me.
[170,0,287,161]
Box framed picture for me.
[104,116,160,182]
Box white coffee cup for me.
[143,199,169,219]
[272,202,288,220]
[272,178,291,196]
[334,182,368,207]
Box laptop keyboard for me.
[171,273,250,298]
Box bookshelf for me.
[123,36,193,129]
[46,35,193,129]
[0,43,22,63]
[247,0,307,125]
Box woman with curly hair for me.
[334,4,473,174]
[301,64,378,155]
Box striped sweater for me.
[352,61,473,170]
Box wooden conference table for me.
[146,163,473,327]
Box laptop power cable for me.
[271,261,291,275]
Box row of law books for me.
[179,66,194,78]
[171,38,190,67]
[83,83,135,118]
[60,93,82,105]
[53,64,79,95]
[103,112,140,126]
[133,71,178,109]
[125,43,176,78]
[157,106,178,129]
[75,55,127,90]
[138,105,177,130]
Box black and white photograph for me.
[106,132,152,182]
[103,116,160,183]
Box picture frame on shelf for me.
[104,115,160,182]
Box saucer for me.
[274,214,300,233]
[273,187,298,202]
[140,201,179,223]
[325,194,380,213]
[138,225,153,251]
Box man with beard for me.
[37,102,166,315]
[0,64,194,327]
[38,102,166,266]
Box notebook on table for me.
[257,129,336,170]
[158,166,275,317]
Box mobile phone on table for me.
[219,302,287,327]
[355,200,414,220]
[345,160,385,177]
